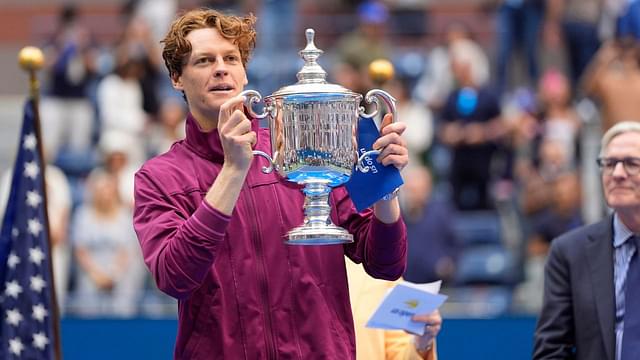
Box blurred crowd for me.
[2,0,640,318]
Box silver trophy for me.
[242,28,396,245]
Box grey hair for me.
[599,121,640,157]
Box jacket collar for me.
[586,215,616,360]
[184,110,259,163]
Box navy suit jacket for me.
[533,216,616,360]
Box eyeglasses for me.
[596,157,640,176]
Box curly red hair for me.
[161,8,257,79]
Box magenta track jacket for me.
[133,113,407,359]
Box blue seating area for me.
[445,209,520,317]
[454,245,517,286]
[452,210,502,246]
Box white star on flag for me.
[28,247,45,265]
[23,161,39,179]
[25,190,42,208]
[8,338,24,356]
[23,133,36,151]
[31,304,48,322]
[30,276,46,292]
[27,219,42,237]
[7,253,20,269]
[5,281,22,299]
[6,309,23,327]
[32,332,49,350]
[11,227,18,238]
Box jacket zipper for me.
[244,192,278,360]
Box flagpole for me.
[18,46,62,360]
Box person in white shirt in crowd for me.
[98,130,139,209]
[96,48,149,166]
[69,169,145,317]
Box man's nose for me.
[213,60,228,77]
[612,161,628,177]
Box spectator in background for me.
[615,0,640,40]
[40,4,97,162]
[520,138,583,247]
[439,39,508,211]
[334,0,391,94]
[514,138,582,313]
[543,0,602,91]
[537,68,581,164]
[346,259,442,360]
[70,170,145,317]
[413,22,472,113]
[533,121,640,359]
[117,3,164,121]
[385,77,433,166]
[246,0,298,94]
[493,0,545,95]
[146,97,187,157]
[130,0,178,44]
[583,39,640,132]
[96,48,148,166]
[401,166,460,284]
[99,130,138,208]
[509,69,580,200]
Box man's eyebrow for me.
[190,48,240,57]
[223,48,241,55]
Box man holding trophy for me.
[133,8,427,359]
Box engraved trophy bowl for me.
[242,28,396,245]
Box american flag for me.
[0,100,56,359]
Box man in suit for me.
[533,121,640,360]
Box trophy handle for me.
[240,90,269,119]
[356,89,397,172]
[252,150,276,174]
[358,89,397,121]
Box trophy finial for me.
[305,29,316,48]
[297,28,327,84]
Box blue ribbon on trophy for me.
[346,116,404,212]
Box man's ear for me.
[171,73,184,91]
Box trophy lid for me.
[270,29,361,98]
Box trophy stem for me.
[286,181,354,245]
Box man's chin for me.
[607,197,640,210]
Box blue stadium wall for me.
[61,316,537,359]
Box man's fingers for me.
[219,95,246,122]
[227,111,252,137]
[380,120,406,137]
[234,131,257,147]
[412,311,442,324]
[380,113,393,130]
[221,109,251,136]
[372,132,405,151]
[377,143,406,161]
[378,154,408,169]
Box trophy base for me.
[285,225,354,245]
